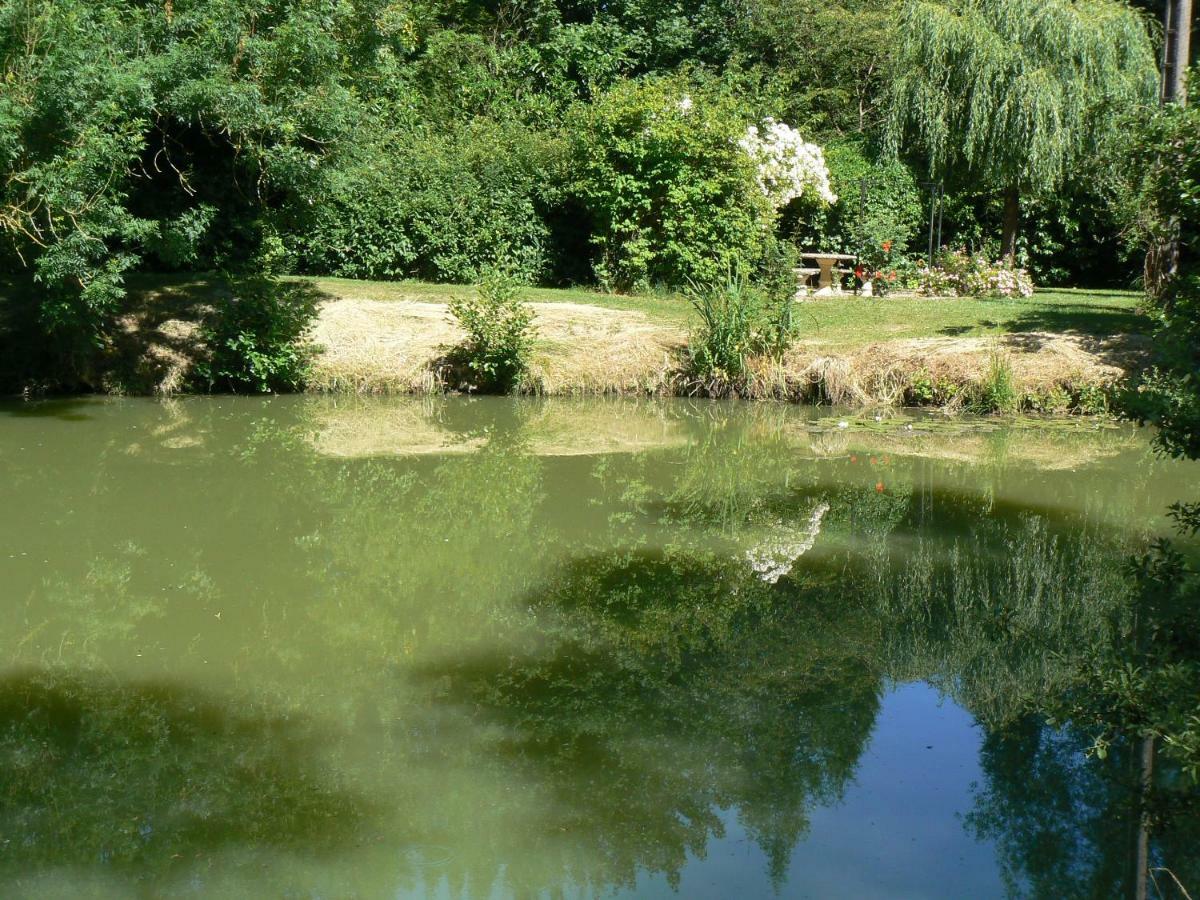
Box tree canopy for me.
[0,0,1174,389]
[886,0,1158,258]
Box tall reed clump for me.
[448,269,537,393]
[970,352,1018,413]
[685,257,799,395]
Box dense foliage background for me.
[0,0,1184,389]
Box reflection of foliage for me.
[1052,540,1200,782]
[0,671,368,877]
[966,715,1200,900]
[423,548,881,891]
[871,510,1134,725]
[746,501,829,583]
[665,408,811,533]
[2,396,1197,896]
[965,717,1138,899]
[5,543,219,671]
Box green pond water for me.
[1,396,1197,899]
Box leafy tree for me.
[0,0,364,387]
[886,0,1158,262]
[572,76,771,291]
[1119,100,1200,461]
[741,0,900,135]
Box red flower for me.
[854,266,864,278]
[882,240,893,252]
[888,271,897,281]
[875,481,885,493]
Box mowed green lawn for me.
[298,276,1150,347]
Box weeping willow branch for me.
[885,0,1158,258]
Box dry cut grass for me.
[117,275,1151,411]
[310,290,1148,410]
[309,297,685,396]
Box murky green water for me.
[1,396,1197,899]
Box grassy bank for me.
[122,275,1151,411]
[292,277,1145,341]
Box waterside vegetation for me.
[0,0,1184,416]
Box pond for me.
[0,396,1197,899]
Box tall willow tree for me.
[886,0,1158,262]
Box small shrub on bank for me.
[756,240,803,355]
[687,267,800,388]
[969,353,1018,413]
[904,369,964,407]
[448,270,536,393]
[195,277,319,393]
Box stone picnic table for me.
[796,252,858,295]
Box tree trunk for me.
[1134,735,1155,900]
[1147,0,1191,297]
[1163,0,1193,104]
[1000,187,1020,266]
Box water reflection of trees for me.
[963,715,1200,900]
[1,397,1196,897]
[0,671,370,883]
[415,549,882,893]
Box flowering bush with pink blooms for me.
[920,249,1035,298]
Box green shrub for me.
[686,266,799,386]
[285,121,559,285]
[905,369,963,406]
[755,239,803,355]
[783,142,924,259]
[1025,385,1073,414]
[970,353,1018,413]
[195,277,319,394]
[907,370,935,404]
[1074,383,1110,416]
[448,270,537,392]
[572,77,770,292]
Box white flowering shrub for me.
[739,119,837,209]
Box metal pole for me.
[859,177,867,250]
[935,183,943,258]
[927,186,936,266]
[858,177,868,295]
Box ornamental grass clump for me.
[686,261,800,393]
[447,270,536,393]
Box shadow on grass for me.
[931,298,1154,371]
[1,273,335,395]
[113,274,332,393]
